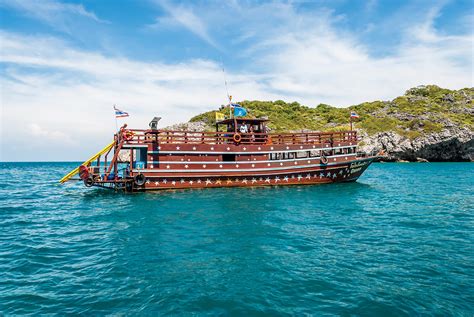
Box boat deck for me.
[120,129,358,146]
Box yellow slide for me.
[59,141,116,183]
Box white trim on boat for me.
[148,144,356,155]
[147,153,358,165]
[122,145,148,148]
[132,157,373,173]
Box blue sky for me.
[0,0,473,161]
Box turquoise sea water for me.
[0,162,473,316]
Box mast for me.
[221,61,233,119]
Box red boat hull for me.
[133,157,374,191]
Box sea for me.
[0,162,473,316]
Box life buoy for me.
[134,173,146,186]
[233,133,242,144]
[78,165,89,180]
[123,130,134,141]
[266,136,273,145]
[320,156,328,164]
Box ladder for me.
[59,141,115,183]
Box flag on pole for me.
[350,111,359,119]
[114,105,129,118]
[234,106,247,117]
[215,112,225,121]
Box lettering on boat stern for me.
[349,161,368,174]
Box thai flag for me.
[114,105,129,118]
[350,111,359,119]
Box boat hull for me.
[131,157,374,191]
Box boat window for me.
[133,148,148,168]
[269,153,281,160]
[223,154,236,162]
[335,148,343,155]
[296,151,307,158]
[309,150,320,157]
[322,149,332,157]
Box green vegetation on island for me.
[190,85,473,139]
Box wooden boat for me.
[60,117,377,191]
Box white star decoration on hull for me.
[145,167,353,188]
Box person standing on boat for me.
[239,122,248,134]
[249,125,256,143]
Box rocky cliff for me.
[359,128,474,162]
[186,85,473,161]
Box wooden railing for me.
[119,129,357,145]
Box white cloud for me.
[0,1,473,161]
[228,1,473,105]
[0,31,275,161]
[29,123,73,143]
[150,0,221,50]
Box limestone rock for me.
[359,127,474,162]
[164,121,208,132]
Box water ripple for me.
[0,162,473,315]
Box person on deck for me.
[249,125,256,142]
[239,122,248,134]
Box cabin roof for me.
[216,118,269,125]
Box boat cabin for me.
[216,118,268,133]
[215,118,269,144]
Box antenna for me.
[220,59,232,118]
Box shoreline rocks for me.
[359,128,474,162]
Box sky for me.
[0,0,473,161]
